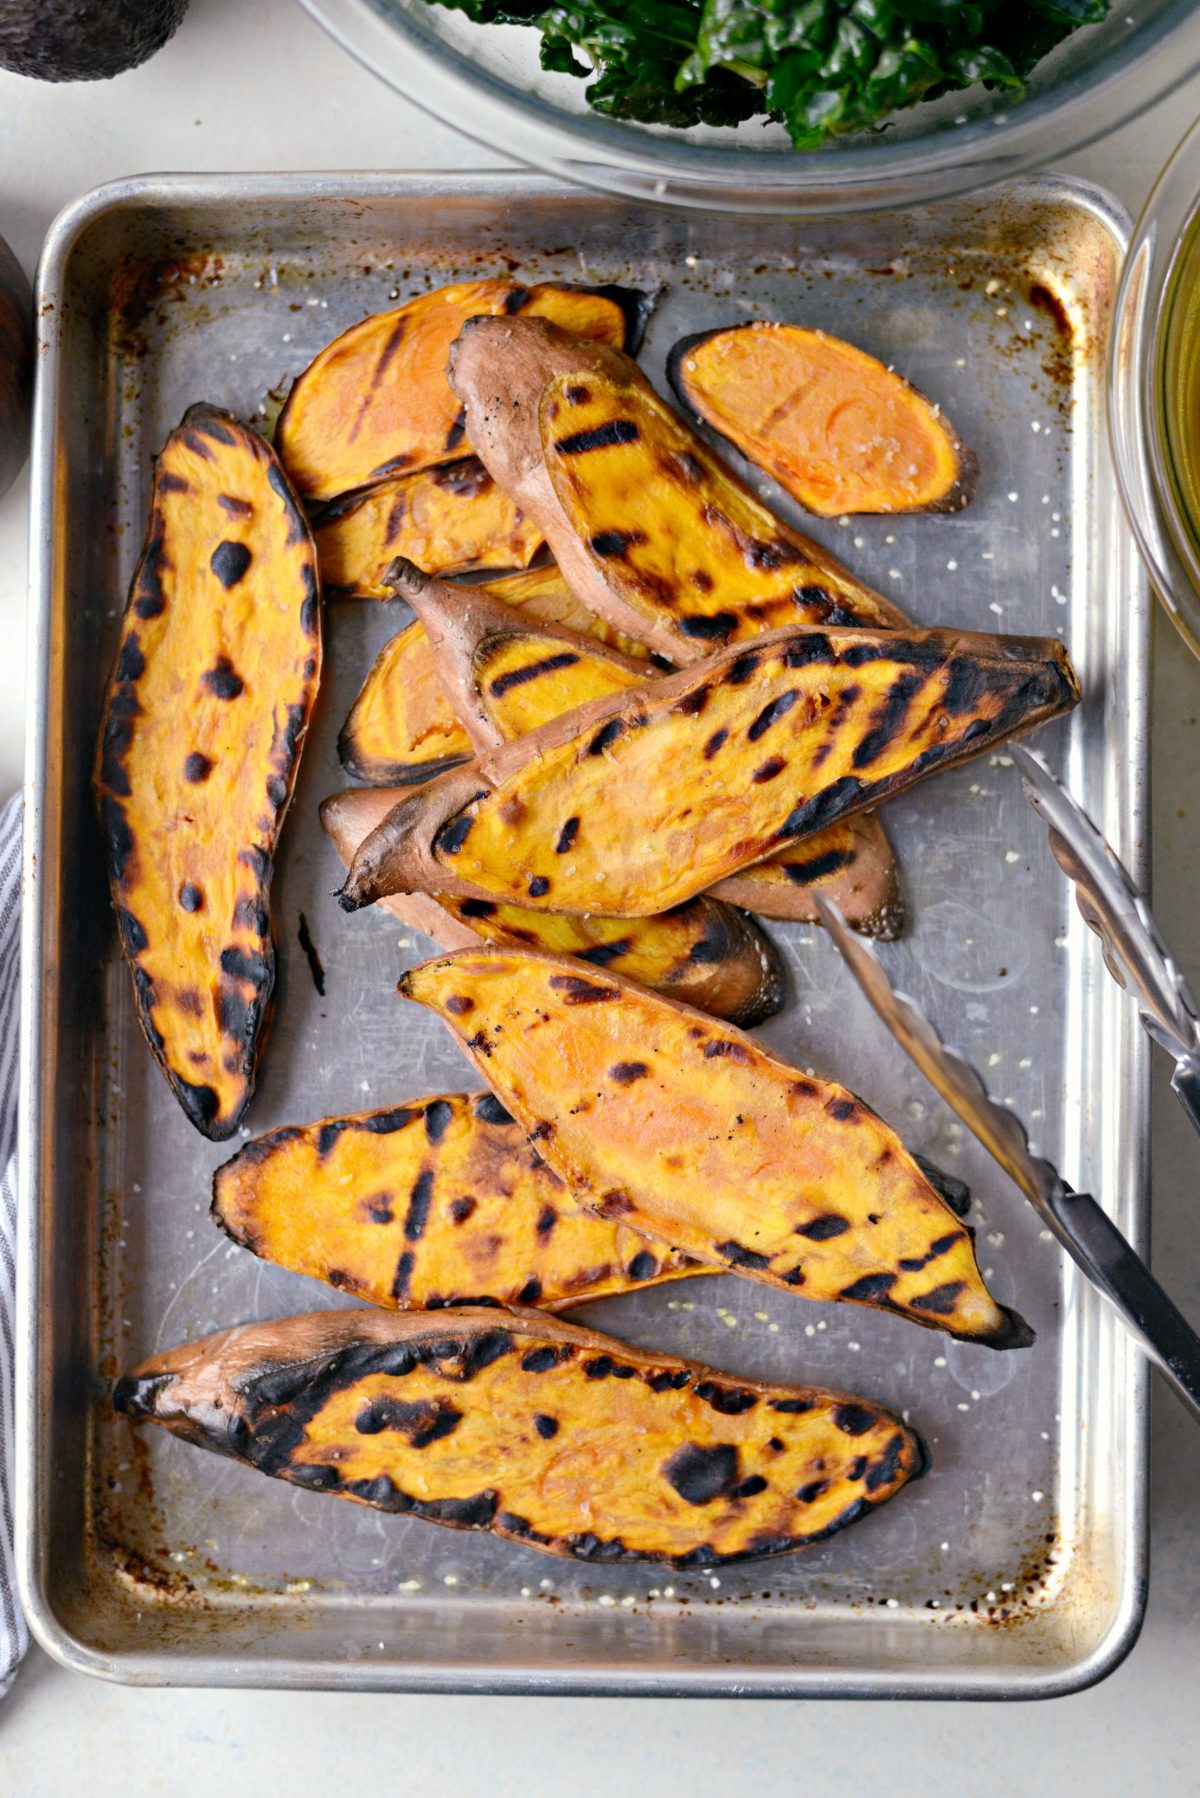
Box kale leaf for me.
[429,0,1110,147]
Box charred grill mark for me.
[782,847,854,886]
[183,751,213,783]
[909,1279,968,1315]
[565,383,591,404]
[852,671,925,769]
[733,1475,768,1499]
[420,1099,453,1146]
[528,875,550,898]
[445,994,474,1016]
[717,1240,772,1272]
[694,1382,758,1416]
[517,1277,543,1304]
[913,1154,971,1217]
[826,1097,856,1122]
[727,653,761,687]
[833,1404,879,1439]
[840,1273,896,1305]
[434,811,476,857]
[535,1206,558,1239]
[795,1478,830,1505]
[678,612,736,641]
[299,564,320,636]
[771,1397,814,1415]
[748,690,799,741]
[703,1040,748,1062]
[218,493,253,518]
[444,404,468,455]
[178,882,204,912]
[753,756,786,783]
[627,1249,658,1280]
[202,656,245,700]
[210,540,252,589]
[548,974,619,1004]
[609,1060,649,1084]
[489,651,579,698]
[577,938,631,967]
[554,816,579,855]
[865,1433,906,1493]
[795,1213,850,1241]
[458,1330,514,1378]
[362,1192,395,1224]
[899,1231,966,1272]
[778,775,867,841]
[232,895,269,935]
[354,1396,462,1448]
[590,529,646,559]
[662,1442,739,1506]
[115,636,145,684]
[458,898,497,920]
[473,1093,513,1126]
[534,1413,559,1439]
[555,418,640,456]
[449,1196,476,1224]
[678,686,710,717]
[588,718,624,756]
[703,727,729,759]
[403,1170,435,1242]
[346,317,408,445]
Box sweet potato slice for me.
[114,1307,923,1564]
[276,280,647,503]
[95,403,321,1140]
[341,623,1079,920]
[213,1091,705,1311]
[398,561,903,935]
[321,783,785,1027]
[668,324,978,518]
[337,563,650,786]
[448,316,905,662]
[402,948,1032,1350]
[313,459,542,597]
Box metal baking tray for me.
[18,172,1148,1697]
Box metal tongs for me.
[813,753,1200,1425]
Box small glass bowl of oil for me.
[1110,112,1200,662]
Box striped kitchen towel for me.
[0,795,25,1695]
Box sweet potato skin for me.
[314,459,542,597]
[401,948,1033,1350]
[276,281,647,503]
[448,316,905,662]
[342,623,1079,919]
[321,783,786,1027]
[95,404,321,1140]
[397,560,904,934]
[337,564,650,786]
[214,1092,702,1311]
[668,324,979,518]
[114,1307,924,1565]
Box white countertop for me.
[2,3,1200,1791]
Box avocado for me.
[0,1,190,82]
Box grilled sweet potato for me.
[337,564,650,786]
[313,459,542,597]
[95,404,321,1139]
[114,1308,924,1564]
[668,324,978,517]
[402,948,1032,1350]
[321,784,785,1026]
[398,561,902,935]
[341,623,1079,919]
[447,316,905,662]
[213,1091,703,1311]
[276,280,647,503]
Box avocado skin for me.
[0,1,189,81]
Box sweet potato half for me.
[321,784,785,1027]
[213,1090,703,1311]
[115,1308,924,1565]
[668,324,978,517]
[313,459,541,598]
[337,563,650,786]
[341,622,1079,920]
[448,316,906,662]
[95,404,321,1140]
[397,561,903,935]
[276,280,648,503]
[402,948,1032,1350]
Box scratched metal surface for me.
[19,173,1148,1695]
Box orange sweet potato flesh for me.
[402,948,1033,1350]
[448,316,906,663]
[398,561,903,935]
[321,783,785,1027]
[213,1090,704,1311]
[313,459,542,597]
[276,280,647,504]
[668,324,978,518]
[95,404,321,1140]
[337,563,650,786]
[114,1307,924,1564]
[341,623,1079,920]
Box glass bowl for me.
[299,0,1200,215]
[1110,112,1200,663]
